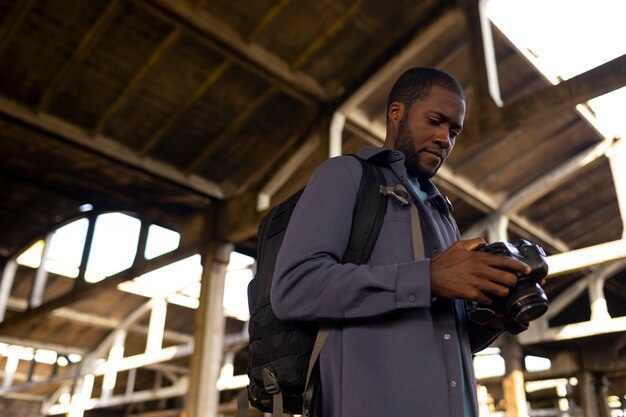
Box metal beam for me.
[0,97,224,199]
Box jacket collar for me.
[356,146,452,214]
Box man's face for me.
[393,85,465,179]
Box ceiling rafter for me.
[246,0,292,42]
[185,87,277,174]
[0,0,37,59]
[139,59,232,156]
[93,28,182,135]
[6,297,192,344]
[0,97,224,200]
[456,0,501,130]
[470,53,626,148]
[144,0,329,103]
[36,0,123,113]
[0,243,200,335]
[291,0,366,71]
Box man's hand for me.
[430,237,531,305]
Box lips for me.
[424,150,444,160]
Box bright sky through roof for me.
[486,0,626,139]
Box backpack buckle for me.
[262,367,281,395]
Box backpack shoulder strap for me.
[303,155,388,417]
[342,155,387,264]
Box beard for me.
[394,117,440,179]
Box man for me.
[271,67,530,417]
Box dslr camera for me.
[466,239,549,324]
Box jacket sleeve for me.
[271,156,433,321]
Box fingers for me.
[456,237,486,251]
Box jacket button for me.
[408,294,416,303]
[443,333,451,340]
[450,380,457,387]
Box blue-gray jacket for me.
[272,146,502,417]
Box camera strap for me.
[379,183,425,260]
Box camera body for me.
[466,239,549,324]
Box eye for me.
[449,130,460,140]
[428,117,441,126]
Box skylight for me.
[487,0,626,139]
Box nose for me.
[434,127,452,149]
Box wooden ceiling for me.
[1,0,626,415]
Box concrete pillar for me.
[580,371,600,417]
[500,333,528,417]
[186,242,233,417]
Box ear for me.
[388,101,404,125]
[384,102,405,147]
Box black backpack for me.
[237,155,387,417]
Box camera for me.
[466,239,549,324]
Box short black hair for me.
[387,67,465,110]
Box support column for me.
[500,333,528,417]
[580,371,600,417]
[0,259,17,322]
[595,374,611,417]
[186,242,233,417]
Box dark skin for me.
[383,85,531,321]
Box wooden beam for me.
[547,239,626,276]
[341,8,463,113]
[93,29,182,135]
[291,0,366,70]
[246,0,291,42]
[257,133,320,211]
[457,0,502,121]
[0,0,37,59]
[36,0,122,112]
[474,54,626,146]
[0,244,200,335]
[139,59,231,156]
[144,0,328,103]
[608,136,626,237]
[0,96,224,199]
[185,88,276,174]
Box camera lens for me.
[506,280,548,322]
